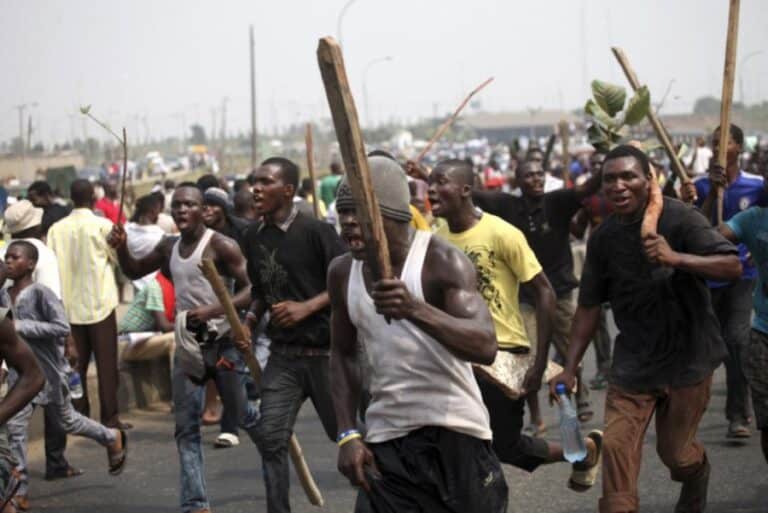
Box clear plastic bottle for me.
[68,371,84,400]
[556,383,587,463]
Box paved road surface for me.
[21,365,767,513]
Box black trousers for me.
[355,427,508,513]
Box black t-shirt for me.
[242,211,346,348]
[42,203,72,235]
[473,189,582,302]
[579,197,735,391]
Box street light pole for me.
[739,50,764,104]
[362,56,393,128]
[14,102,37,174]
[337,0,358,48]
[249,25,258,170]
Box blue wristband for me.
[336,429,360,443]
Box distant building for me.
[462,111,582,144]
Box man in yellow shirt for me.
[430,159,602,490]
[47,179,128,430]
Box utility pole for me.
[14,102,37,174]
[250,25,258,170]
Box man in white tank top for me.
[328,156,508,513]
[109,184,258,513]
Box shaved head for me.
[434,159,474,188]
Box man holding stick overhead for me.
[329,156,508,513]
[241,157,345,513]
[682,124,768,440]
[108,183,260,513]
[552,145,741,513]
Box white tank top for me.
[170,228,230,337]
[348,230,492,443]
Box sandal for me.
[521,423,547,438]
[108,429,127,476]
[577,402,594,423]
[45,466,84,481]
[568,429,603,492]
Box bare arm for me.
[0,317,44,425]
[572,168,603,201]
[524,272,556,390]
[719,223,738,243]
[570,208,589,239]
[549,305,601,398]
[108,223,172,280]
[372,238,497,365]
[643,233,742,281]
[152,310,174,333]
[211,234,252,310]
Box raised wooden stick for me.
[541,133,556,172]
[558,120,571,185]
[118,127,128,225]
[317,36,392,281]
[611,47,691,185]
[304,123,320,219]
[199,259,325,507]
[415,77,494,162]
[715,0,741,225]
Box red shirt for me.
[94,198,126,225]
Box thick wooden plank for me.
[558,120,570,185]
[716,0,741,225]
[611,47,691,185]
[317,36,392,280]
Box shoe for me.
[214,433,240,448]
[11,496,28,512]
[44,466,84,481]
[675,456,710,513]
[726,420,751,439]
[568,429,603,492]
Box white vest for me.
[348,230,492,443]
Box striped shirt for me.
[47,208,118,324]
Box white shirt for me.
[125,222,165,290]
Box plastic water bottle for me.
[68,371,83,400]
[556,383,587,463]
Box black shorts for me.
[476,376,550,472]
[355,427,508,513]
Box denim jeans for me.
[256,351,337,513]
[174,342,260,513]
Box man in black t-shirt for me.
[474,159,602,426]
[242,157,346,513]
[27,181,72,236]
[551,145,741,513]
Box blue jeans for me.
[173,342,260,513]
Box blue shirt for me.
[695,171,767,284]
[727,207,768,335]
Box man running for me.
[430,158,602,491]
[109,183,259,513]
[552,144,742,513]
[329,156,508,513]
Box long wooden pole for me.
[558,120,571,186]
[118,127,128,225]
[716,0,741,225]
[199,259,325,507]
[317,36,392,281]
[415,77,494,162]
[305,123,320,219]
[611,47,691,185]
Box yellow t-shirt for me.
[409,205,430,231]
[437,212,542,349]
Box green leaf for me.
[584,99,615,129]
[623,86,650,126]
[591,80,626,117]
[586,123,612,152]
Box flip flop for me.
[568,429,603,492]
[108,429,127,476]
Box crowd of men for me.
[0,122,764,513]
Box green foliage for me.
[585,81,651,151]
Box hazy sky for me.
[2,0,767,146]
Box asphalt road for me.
[20,364,767,513]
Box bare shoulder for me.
[209,231,243,259]
[328,253,354,299]
[424,235,476,289]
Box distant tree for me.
[693,96,721,116]
[189,124,207,145]
[32,142,44,153]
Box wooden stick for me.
[304,123,320,219]
[317,36,392,281]
[611,47,691,185]
[558,120,571,186]
[118,127,128,225]
[415,77,494,162]
[541,133,556,172]
[716,0,741,225]
[198,259,325,507]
